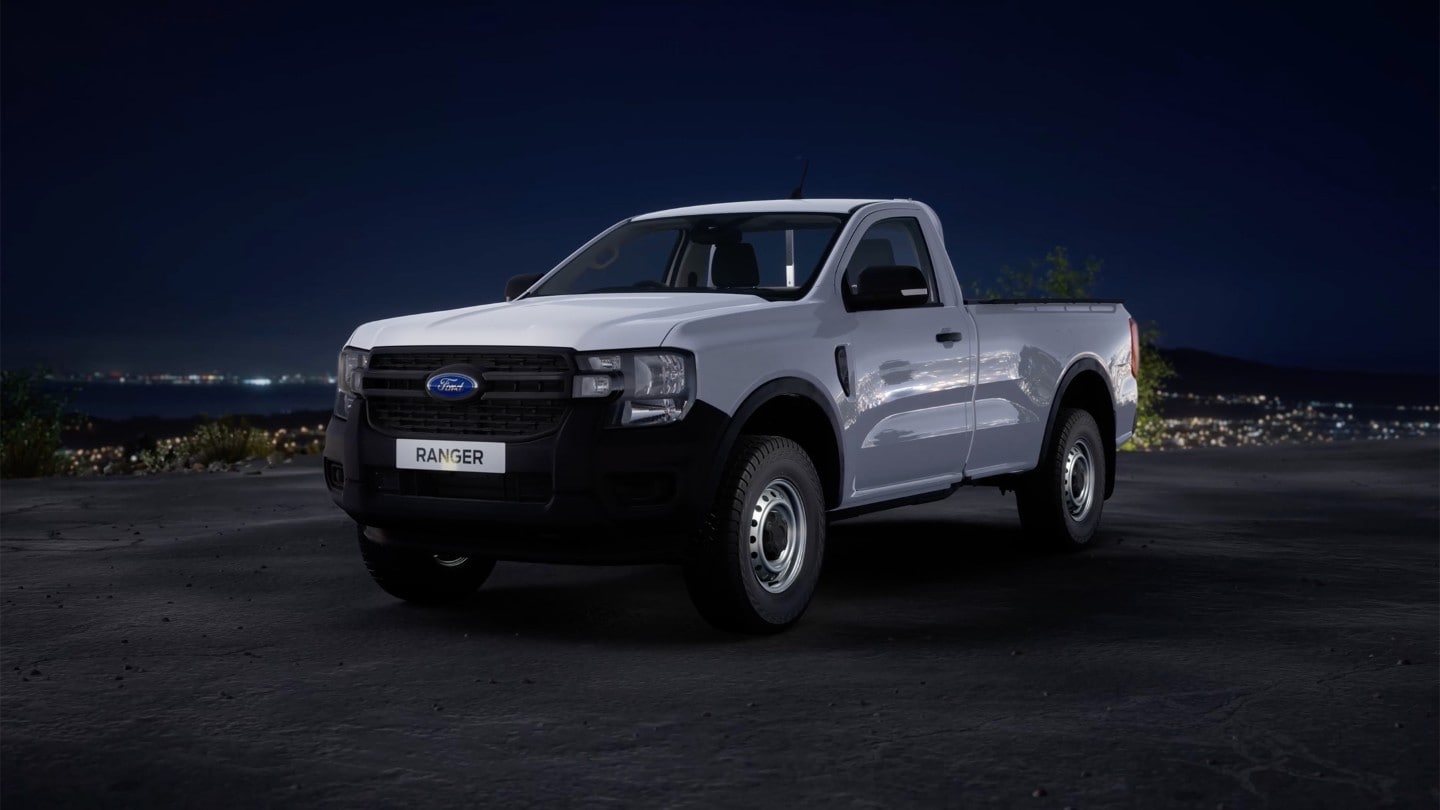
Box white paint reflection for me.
[862,401,976,448]
[841,354,975,430]
[974,397,1041,430]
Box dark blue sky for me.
[3,1,1436,374]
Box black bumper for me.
[323,397,729,563]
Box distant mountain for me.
[1157,348,1438,406]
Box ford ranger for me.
[324,198,1140,633]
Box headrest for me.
[848,238,896,273]
[712,242,759,288]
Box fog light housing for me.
[324,459,345,489]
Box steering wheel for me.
[632,280,666,289]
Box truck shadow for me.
[823,516,1035,590]
[366,515,1090,644]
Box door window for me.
[842,217,940,305]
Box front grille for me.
[363,348,573,440]
[368,398,567,438]
[370,352,568,373]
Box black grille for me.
[368,397,567,438]
[370,352,569,373]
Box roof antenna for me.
[788,157,809,199]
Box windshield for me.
[528,213,848,301]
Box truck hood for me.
[346,293,773,351]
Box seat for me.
[845,238,897,292]
[711,243,759,288]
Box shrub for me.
[138,417,269,472]
[1127,322,1175,449]
[1,370,72,478]
[185,417,270,465]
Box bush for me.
[1127,322,1175,449]
[139,417,270,472]
[187,417,270,465]
[1,370,72,478]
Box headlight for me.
[334,347,369,419]
[575,350,694,427]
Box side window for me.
[842,217,939,304]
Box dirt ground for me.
[2,440,1436,808]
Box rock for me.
[207,462,226,473]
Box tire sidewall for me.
[730,443,826,627]
[1056,411,1105,546]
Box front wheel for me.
[684,436,826,634]
[357,526,496,604]
[1017,408,1106,550]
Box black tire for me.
[356,526,496,604]
[683,436,826,634]
[1017,408,1106,551]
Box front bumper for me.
[323,397,729,563]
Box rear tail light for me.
[1128,318,1141,379]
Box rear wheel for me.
[1017,408,1106,550]
[357,526,496,604]
[684,436,826,634]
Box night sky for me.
[3,1,1436,375]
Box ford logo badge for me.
[425,373,480,401]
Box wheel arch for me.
[706,378,844,511]
[1037,358,1118,499]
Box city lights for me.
[1151,392,1438,450]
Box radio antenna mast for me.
[788,157,809,199]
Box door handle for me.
[935,331,963,343]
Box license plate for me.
[396,439,506,474]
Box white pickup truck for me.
[324,198,1139,633]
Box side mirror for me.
[505,273,544,301]
[846,265,930,311]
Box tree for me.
[981,247,1174,450]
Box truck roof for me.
[631,198,905,221]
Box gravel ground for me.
[2,440,1436,808]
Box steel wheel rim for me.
[434,555,469,568]
[747,477,807,594]
[1063,437,1095,522]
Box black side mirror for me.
[846,265,930,311]
[505,273,544,301]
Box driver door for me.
[837,214,978,501]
